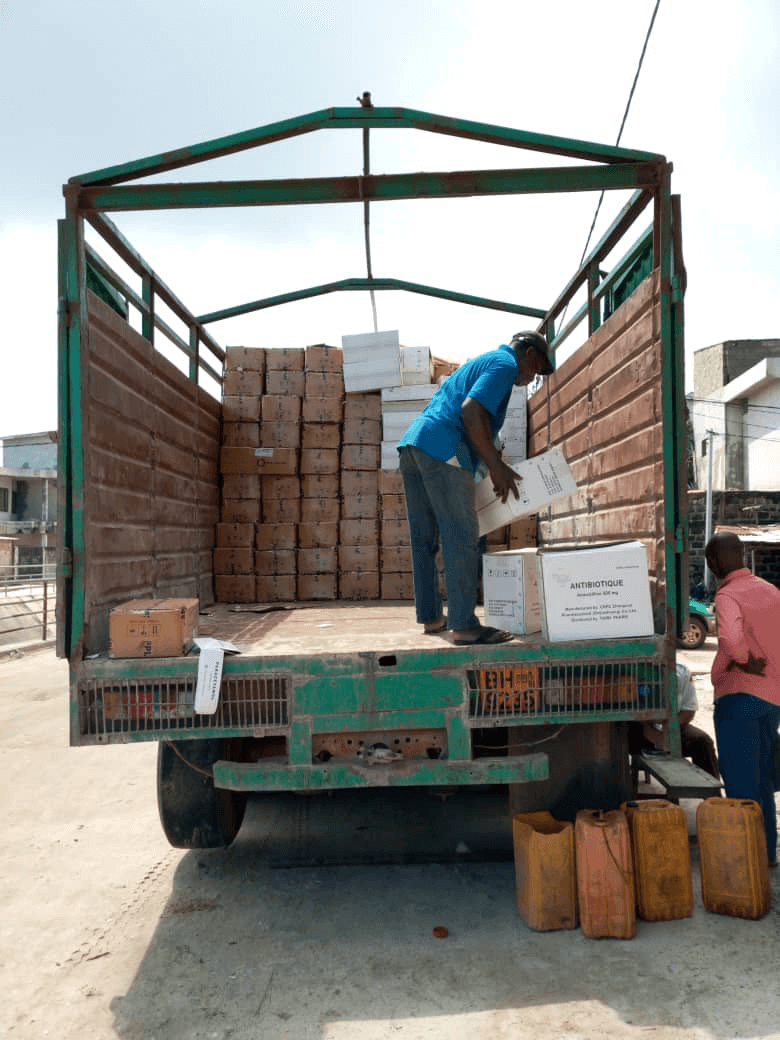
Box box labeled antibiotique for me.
[483,548,541,635]
[475,448,576,536]
[537,541,654,642]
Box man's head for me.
[511,331,555,386]
[705,532,744,581]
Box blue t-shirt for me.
[399,342,517,472]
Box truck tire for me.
[678,615,707,650]
[157,738,247,849]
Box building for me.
[0,431,58,579]
[692,338,780,491]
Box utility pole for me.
[703,429,714,592]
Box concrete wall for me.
[687,489,780,589]
[693,339,780,398]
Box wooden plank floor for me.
[195,601,545,657]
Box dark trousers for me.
[714,693,780,862]
[680,723,720,779]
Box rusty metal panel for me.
[529,270,665,618]
[82,293,221,655]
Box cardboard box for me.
[220,446,298,475]
[302,423,341,450]
[380,545,411,572]
[222,395,259,423]
[380,494,406,520]
[216,522,255,548]
[379,469,405,495]
[214,574,256,602]
[381,441,401,470]
[342,330,402,393]
[255,549,297,576]
[260,421,301,449]
[509,515,537,549]
[340,572,380,600]
[221,474,260,500]
[262,475,301,499]
[342,471,378,498]
[305,344,343,371]
[222,421,261,447]
[400,346,433,385]
[537,540,655,643]
[380,517,409,546]
[305,370,344,399]
[298,573,337,600]
[341,518,379,546]
[381,572,414,600]
[109,598,199,659]
[224,368,263,397]
[344,393,382,421]
[265,369,306,396]
[483,549,541,635]
[262,497,301,525]
[475,448,577,536]
[225,346,266,373]
[221,498,260,524]
[343,418,382,445]
[213,547,255,575]
[301,473,340,498]
[339,544,379,571]
[298,522,339,548]
[256,522,296,549]
[298,547,337,574]
[342,444,380,470]
[300,497,341,524]
[261,395,301,422]
[300,448,340,475]
[302,397,343,423]
[341,494,379,520]
[256,574,296,602]
[265,347,304,371]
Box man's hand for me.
[490,459,521,503]
[726,652,767,676]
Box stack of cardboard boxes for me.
[215,340,535,605]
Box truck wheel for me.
[678,615,707,650]
[157,738,247,849]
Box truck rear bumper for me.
[212,752,549,792]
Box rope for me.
[164,739,214,779]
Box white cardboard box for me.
[400,346,433,385]
[381,441,400,469]
[474,447,577,536]
[342,330,402,392]
[483,548,541,635]
[537,540,655,642]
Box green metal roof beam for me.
[197,277,548,325]
[76,162,662,213]
[69,106,664,187]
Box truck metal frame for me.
[58,104,698,845]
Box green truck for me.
[58,103,719,849]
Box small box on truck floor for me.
[109,598,199,658]
[537,541,654,642]
[483,548,541,635]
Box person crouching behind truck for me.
[397,330,554,647]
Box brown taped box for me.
[262,498,301,525]
[305,344,344,371]
[302,397,343,423]
[265,369,306,396]
[109,598,199,659]
[343,418,382,445]
[340,518,378,546]
[222,421,261,447]
[224,369,264,397]
[256,549,297,576]
[222,474,261,499]
[220,446,298,475]
[340,572,380,600]
[223,395,260,423]
[300,448,340,475]
[381,545,412,571]
[256,574,297,602]
[381,517,410,546]
[215,574,257,603]
[216,522,255,548]
[298,573,337,600]
[509,515,538,548]
[339,544,379,571]
[342,471,378,498]
[261,395,301,422]
[302,423,341,450]
[260,422,301,450]
[298,547,337,574]
[213,547,255,574]
[486,527,508,547]
[226,346,266,372]
[305,370,344,399]
[379,469,405,495]
[262,475,301,499]
[299,522,338,548]
[301,498,341,524]
[342,444,380,470]
[256,523,297,549]
[302,473,340,498]
[342,494,379,520]
[381,573,414,600]
[266,347,305,371]
[380,494,407,520]
[344,393,381,421]
[221,498,260,523]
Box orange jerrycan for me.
[621,799,693,921]
[696,798,771,920]
[512,812,578,931]
[575,809,636,939]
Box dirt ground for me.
[2,640,780,1040]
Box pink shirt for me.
[711,567,780,706]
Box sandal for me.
[423,616,447,634]
[453,625,513,646]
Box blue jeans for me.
[714,693,780,861]
[398,445,481,631]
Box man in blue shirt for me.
[398,330,554,645]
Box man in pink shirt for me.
[705,532,780,866]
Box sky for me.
[1,0,779,440]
